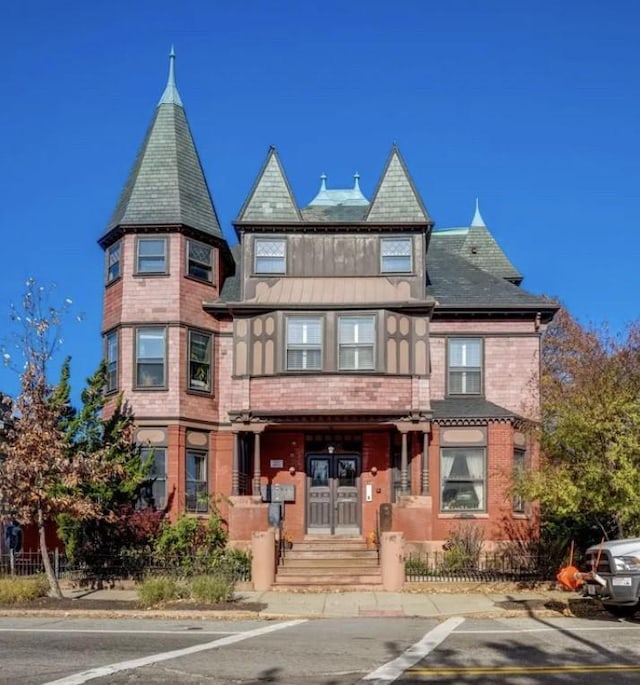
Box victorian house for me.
[98,53,556,568]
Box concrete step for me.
[292,542,372,553]
[285,550,378,561]
[279,558,380,570]
[274,573,383,586]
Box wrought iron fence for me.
[405,551,548,582]
[0,550,251,583]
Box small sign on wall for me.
[270,459,284,469]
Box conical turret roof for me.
[103,49,222,239]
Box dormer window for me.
[106,242,121,283]
[187,240,213,282]
[255,238,286,274]
[136,237,167,274]
[381,237,412,273]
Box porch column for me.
[252,431,261,496]
[421,431,429,495]
[231,431,240,496]
[400,431,409,494]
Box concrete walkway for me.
[57,586,576,620]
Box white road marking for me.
[41,619,306,685]
[458,624,640,634]
[357,616,465,684]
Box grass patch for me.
[190,574,234,604]
[137,575,188,608]
[0,576,49,603]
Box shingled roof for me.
[431,398,522,424]
[102,50,222,240]
[432,200,522,284]
[426,236,552,315]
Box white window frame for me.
[187,239,213,282]
[139,446,167,510]
[447,338,483,395]
[186,448,208,513]
[188,330,212,392]
[338,316,375,371]
[135,327,166,389]
[254,237,286,274]
[136,237,168,274]
[286,317,323,371]
[106,330,118,393]
[106,242,121,283]
[440,447,486,512]
[381,236,413,273]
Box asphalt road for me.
[1,614,640,684]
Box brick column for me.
[421,431,429,495]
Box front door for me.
[306,454,360,535]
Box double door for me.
[306,454,360,535]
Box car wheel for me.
[603,602,639,618]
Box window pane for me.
[189,331,211,391]
[107,243,121,282]
[139,447,166,509]
[310,458,329,487]
[449,339,481,366]
[188,241,212,281]
[255,239,285,273]
[441,447,485,511]
[381,238,412,273]
[137,238,166,273]
[136,329,165,387]
[186,449,208,512]
[339,317,374,344]
[287,319,322,345]
[337,458,357,487]
[106,332,118,392]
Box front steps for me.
[274,537,382,589]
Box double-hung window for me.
[188,330,212,392]
[136,328,166,388]
[187,240,213,282]
[441,447,485,512]
[254,238,286,274]
[106,242,121,283]
[286,318,322,370]
[136,237,167,274]
[381,237,412,273]
[513,448,526,514]
[105,330,118,393]
[186,448,208,513]
[448,338,482,395]
[338,316,375,370]
[139,446,167,510]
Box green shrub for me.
[137,575,187,608]
[0,576,48,603]
[211,547,252,581]
[442,522,484,570]
[190,574,234,604]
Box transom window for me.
[187,240,213,282]
[286,318,322,370]
[338,316,375,370]
[136,328,166,388]
[106,331,118,393]
[188,330,212,392]
[106,242,121,283]
[139,446,167,510]
[441,447,485,512]
[254,238,286,274]
[381,237,413,273]
[448,338,482,395]
[186,448,208,513]
[136,237,167,274]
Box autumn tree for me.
[517,306,640,542]
[0,280,121,597]
[57,361,161,569]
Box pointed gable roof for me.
[103,50,222,239]
[235,146,301,223]
[365,146,432,224]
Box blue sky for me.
[1,0,639,401]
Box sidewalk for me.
[55,586,578,620]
